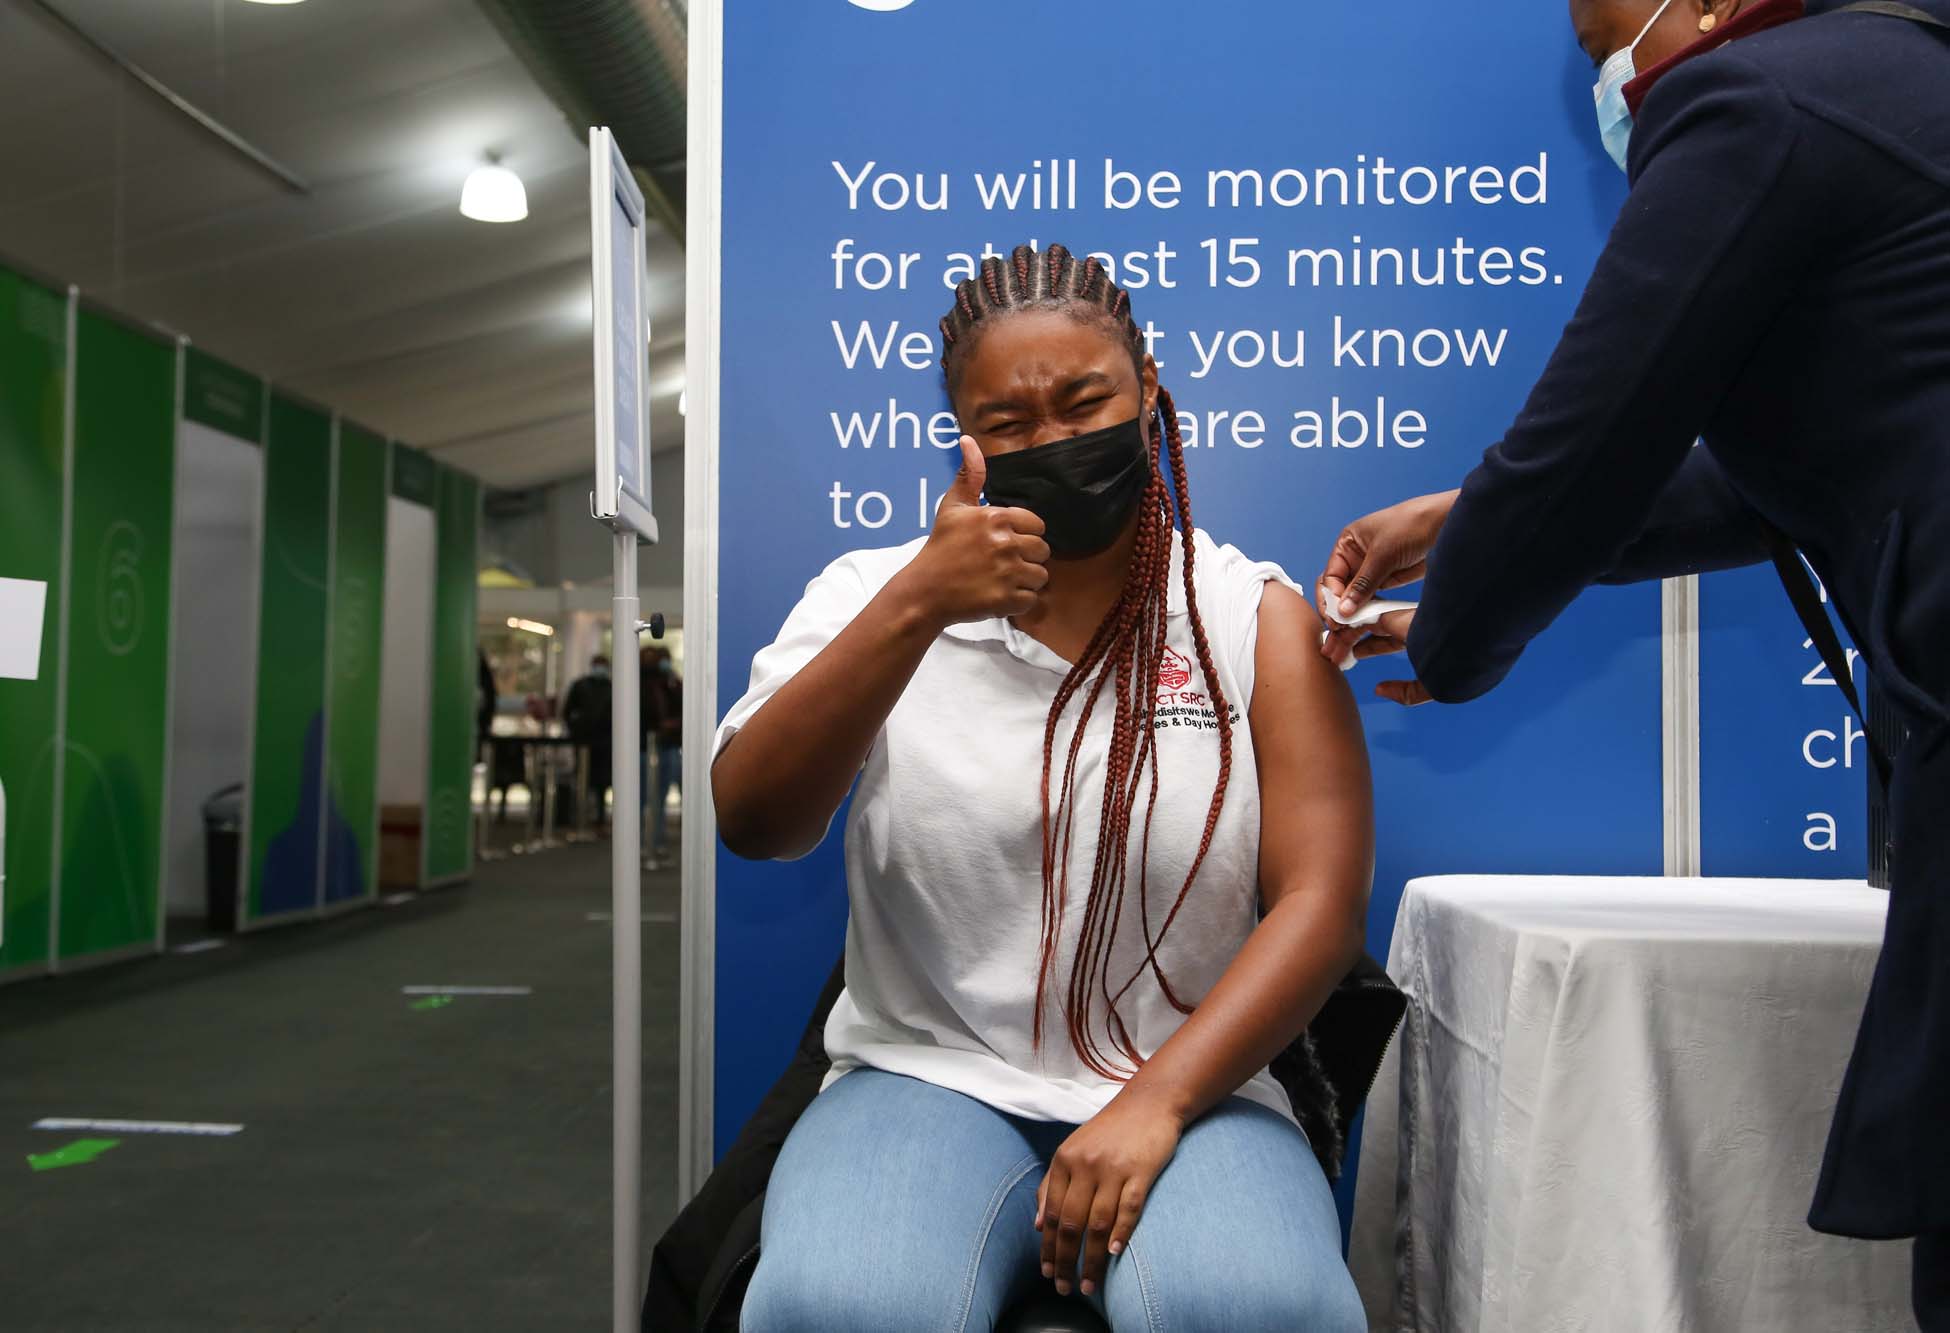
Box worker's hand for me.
[1363,607,1433,707]
[900,437,1050,628]
[1375,677,1434,706]
[1317,489,1456,669]
[1321,606,1434,706]
[1036,1088,1183,1298]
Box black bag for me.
[645,953,1405,1332]
[643,959,846,1332]
[1271,950,1408,1177]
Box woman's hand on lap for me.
[896,436,1050,627]
[1036,1089,1185,1297]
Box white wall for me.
[641,447,684,592]
[164,424,262,915]
[379,498,435,808]
[537,448,685,590]
[478,447,683,613]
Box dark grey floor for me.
[0,839,680,1331]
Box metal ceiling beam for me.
[19,0,311,196]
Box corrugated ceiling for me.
[0,0,685,490]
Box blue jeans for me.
[741,1068,1363,1333]
[650,742,680,852]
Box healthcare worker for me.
[1314,1,1950,1325]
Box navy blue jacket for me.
[1412,0,1949,710]
[1407,1,1950,1239]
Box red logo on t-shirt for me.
[1158,647,1193,692]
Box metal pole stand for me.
[540,738,560,849]
[476,741,508,863]
[514,740,539,855]
[470,746,484,861]
[609,532,643,1331]
[533,642,562,853]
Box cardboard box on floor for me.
[378,804,422,890]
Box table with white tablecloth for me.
[1349,876,1913,1332]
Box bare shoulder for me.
[1255,579,1322,637]
[1252,578,1353,717]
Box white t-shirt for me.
[715,527,1308,1126]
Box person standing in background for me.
[563,654,614,832]
[642,646,682,866]
[476,648,497,758]
[641,645,661,861]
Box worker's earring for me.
[1698,5,1719,32]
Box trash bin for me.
[202,783,244,933]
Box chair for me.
[998,1291,1109,1333]
[646,952,1405,1332]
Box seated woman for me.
[714,243,1372,1333]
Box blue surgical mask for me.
[1593,0,1677,172]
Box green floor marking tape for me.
[409,995,455,1011]
[28,1138,120,1172]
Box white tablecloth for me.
[1349,876,1912,1332]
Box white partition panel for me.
[164,423,263,917]
[379,497,435,808]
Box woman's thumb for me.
[945,435,986,506]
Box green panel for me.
[323,423,387,905]
[391,443,436,506]
[0,270,67,974]
[57,311,175,963]
[182,348,263,441]
[246,396,332,922]
[424,465,479,882]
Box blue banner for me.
[1701,563,1868,875]
[713,0,1666,1163]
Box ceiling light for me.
[461,160,527,223]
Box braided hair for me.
[940,243,1234,1081]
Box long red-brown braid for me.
[1110,395,1234,1018]
[940,243,1234,1081]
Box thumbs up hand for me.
[904,436,1051,627]
[942,432,989,509]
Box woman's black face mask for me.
[981,416,1150,559]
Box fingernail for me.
[1042,1263,1054,1279]
[1081,1281,1096,1296]
[1109,1241,1124,1256]
[1056,1282,1070,1296]
[1340,597,1359,617]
